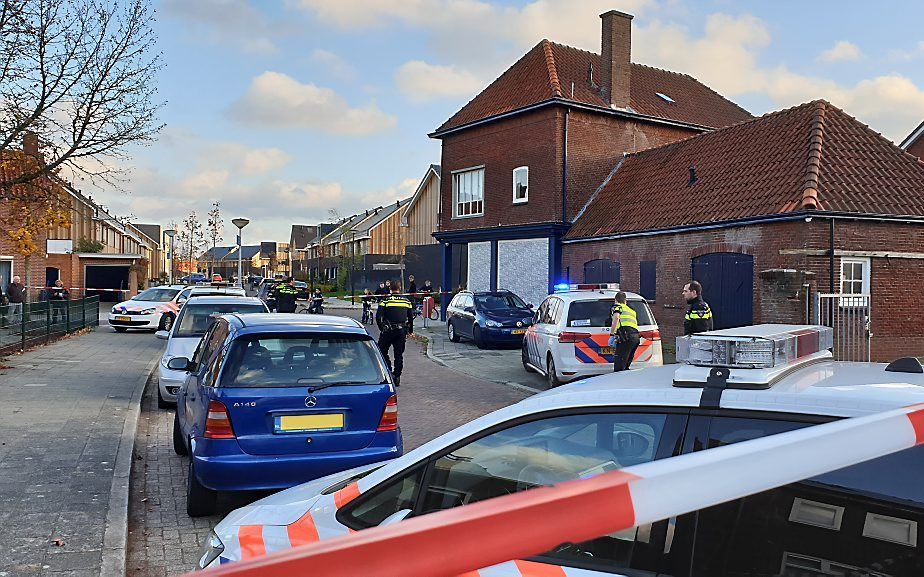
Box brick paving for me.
[126,309,531,575]
[0,322,163,577]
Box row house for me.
[431,10,752,308]
[401,165,443,287]
[900,120,924,160]
[289,225,318,279]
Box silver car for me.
[156,295,267,408]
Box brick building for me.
[431,10,751,308]
[564,100,924,361]
[900,119,924,160]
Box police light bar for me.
[674,325,834,389]
[553,282,620,293]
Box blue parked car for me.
[170,313,401,516]
[446,290,534,349]
[181,272,208,284]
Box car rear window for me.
[220,333,387,387]
[132,288,180,302]
[566,299,655,327]
[173,304,266,338]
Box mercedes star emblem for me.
[304,396,318,408]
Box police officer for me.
[682,280,713,335]
[608,292,640,372]
[273,277,298,313]
[376,282,414,386]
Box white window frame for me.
[839,257,870,307]
[452,166,484,219]
[512,166,528,204]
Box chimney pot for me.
[600,10,633,109]
[22,132,39,157]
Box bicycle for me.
[414,297,439,321]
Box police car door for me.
[524,298,549,369]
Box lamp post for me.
[164,229,176,284]
[350,230,356,305]
[231,218,250,287]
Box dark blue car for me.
[170,313,401,516]
[446,290,534,349]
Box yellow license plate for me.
[115,316,131,322]
[600,347,614,355]
[511,329,526,335]
[276,414,344,433]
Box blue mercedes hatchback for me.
[170,313,402,516]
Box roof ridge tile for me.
[799,100,827,210]
[541,40,563,97]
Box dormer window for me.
[513,166,528,204]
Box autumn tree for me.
[205,201,223,277]
[175,211,205,275]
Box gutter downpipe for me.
[829,217,835,293]
[562,108,569,224]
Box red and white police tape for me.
[191,403,924,577]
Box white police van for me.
[199,324,924,576]
[522,284,663,387]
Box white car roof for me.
[181,295,264,306]
[550,290,645,304]
[187,286,246,295]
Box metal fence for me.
[0,296,100,354]
[812,293,871,362]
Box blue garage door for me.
[583,259,620,284]
[691,252,753,330]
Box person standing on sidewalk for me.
[682,281,713,335]
[376,282,413,386]
[609,292,640,372]
[49,280,70,324]
[8,275,25,325]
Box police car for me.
[108,284,188,332]
[522,284,662,387]
[199,324,924,574]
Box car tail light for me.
[377,395,398,432]
[204,400,235,439]
[639,329,661,341]
[558,331,591,343]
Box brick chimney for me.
[22,131,39,156]
[600,10,633,109]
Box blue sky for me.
[88,0,924,244]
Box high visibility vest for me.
[611,303,639,331]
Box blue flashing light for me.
[553,283,570,292]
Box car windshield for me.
[131,288,180,302]
[475,293,527,310]
[173,304,266,338]
[221,334,387,387]
[566,298,655,327]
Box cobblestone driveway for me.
[127,312,530,575]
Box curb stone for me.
[101,354,160,577]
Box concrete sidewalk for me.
[0,325,164,576]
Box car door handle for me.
[663,516,676,554]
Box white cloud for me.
[311,49,357,81]
[199,143,292,176]
[395,61,485,102]
[818,40,863,63]
[360,177,417,206]
[163,0,278,55]
[181,170,230,192]
[229,71,398,135]
[273,180,343,210]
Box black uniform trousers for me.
[613,328,640,372]
[378,328,407,377]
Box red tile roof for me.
[434,40,753,135]
[566,100,924,240]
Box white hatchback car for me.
[109,284,188,332]
[199,325,924,575]
[155,295,266,408]
[522,286,662,387]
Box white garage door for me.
[467,242,491,293]
[498,238,549,307]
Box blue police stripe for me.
[574,348,595,364]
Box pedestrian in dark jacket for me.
[682,281,713,335]
[7,275,25,324]
[49,279,69,323]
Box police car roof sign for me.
[192,403,924,577]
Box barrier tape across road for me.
[190,403,924,577]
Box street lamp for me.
[231,218,250,287]
[350,230,356,305]
[164,229,176,284]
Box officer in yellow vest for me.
[608,292,640,372]
[375,283,414,386]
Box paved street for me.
[0,324,163,577]
[126,309,530,575]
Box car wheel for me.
[448,320,460,343]
[173,412,188,456]
[160,314,175,332]
[113,326,128,333]
[522,341,536,373]
[473,325,487,349]
[157,386,172,409]
[547,355,563,388]
[186,460,217,517]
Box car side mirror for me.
[527,303,534,309]
[378,509,412,527]
[464,306,475,314]
[166,356,193,371]
[155,330,170,340]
